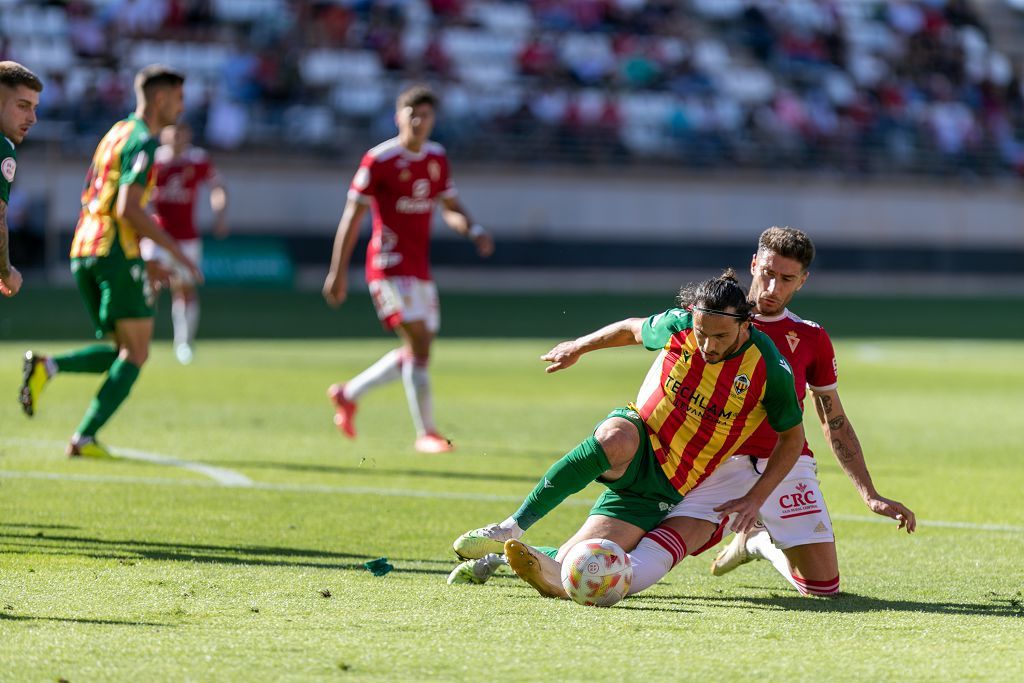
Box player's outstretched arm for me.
[715,422,805,533]
[117,183,204,284]
[323,198,368,308]
[812,388,916,533]
[0,199,22,296]
[541,318,645,373]
[439,196,493,258]
[210,176,229,238]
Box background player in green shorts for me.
[0,61,43,297]
[448,270,805,588]
[19,65,201,458]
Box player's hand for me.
[0,265,23,297]
[145,259,173,293]
[714,494,763,534]
[176,253,204,285]
[865,494,916,533]
[541,341,582,373]
[473,230,494,258]
[323,271,348,308]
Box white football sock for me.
[345,349,404,400]
[626,527,688,595]
[746,528,802,592]
[172,297,189,348]
[402,358,435,436]
[498,518,524,537]
[185,299,200,345]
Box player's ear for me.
[749,253,757,275]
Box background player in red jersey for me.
[322,85,493,453]
[142,122,228,364]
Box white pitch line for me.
[1,468,1022,535]
[0,438,252,487]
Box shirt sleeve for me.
[0,141,16,203]
[760,349,804,433]
[438,154,457,199]
[807,326,839,391]
[641,309,690,351]
[348,153,377,204]
[120,137,157,188]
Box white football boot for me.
[453,523,522,560]
[710,523,767,576]
[446,553,506,585]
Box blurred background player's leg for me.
[328,348,406,438]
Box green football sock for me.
[53,345,118,374]
[76,358,141,438]
[535,546,558,560]
[512,436,611,530]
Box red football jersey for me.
[348,137,456,282]
[739,309,839,458]
[150,145,219,241]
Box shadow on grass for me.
[0,522,80,530]
[0,531,455,577]
[0,612,170,627]
[636,591,1024,618]
[200,459,542,485]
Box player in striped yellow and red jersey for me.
[449,271,806,593]
[19,65,202,459]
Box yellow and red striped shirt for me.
[636,309,802,497]
[70,114,158,260]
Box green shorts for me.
[71,245,153,339]
[588,407,683,531]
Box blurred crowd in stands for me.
[3,0,1024,176]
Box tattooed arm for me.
[812,388,916,532]
[0,199,23,296]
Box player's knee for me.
[594,418,640,468]
[120,346,149,366]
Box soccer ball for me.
[560,538,632,607]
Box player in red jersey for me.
[322,85,493,453]
[142,122,228,364]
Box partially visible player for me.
[448,271,806,594]
[142,121,229,364]
[19,65,201,458]
[0,61,43,297]
[322,85,494,453]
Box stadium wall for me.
[15,157,1024,289]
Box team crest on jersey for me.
[1,157,16,182]
[428,160,440,182]
[786,331,800,352]
[412,178,430,198]
[399,169,411,182]
[733,373,750,397]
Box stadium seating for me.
[0,0,1021,175]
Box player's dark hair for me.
[134,64,185,103]
[0,61,43,93]
[677,268,754,321]
[396,84,438,112]
[758,226,815,270]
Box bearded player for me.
[322,85,493,453]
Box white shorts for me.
[140,237,202,287]
[368,276,439,333]
[663,454,834,550]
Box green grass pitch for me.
[1,323,1023,679]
